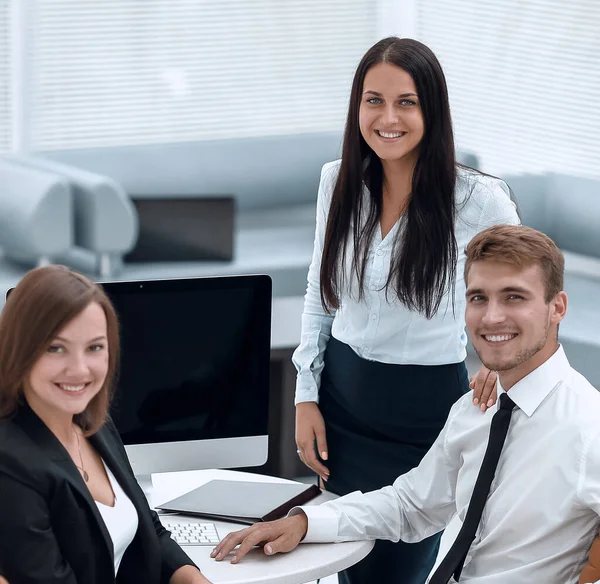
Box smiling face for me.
[24,302,109,424]
[465,260,567,388]
[359,62,425,168]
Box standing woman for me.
[293,37,519,584]
[0,266,211,584]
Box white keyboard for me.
[163,520,221,546]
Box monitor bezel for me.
[100,274,272,471]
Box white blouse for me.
[293,161,520,404]
[95,460,139,575]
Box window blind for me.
[0,0,11,153]
[416,0,600,179]
[28,0,379,151]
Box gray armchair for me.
[0,159,72,266]
[9,156,138,276]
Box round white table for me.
[151,469,374,584]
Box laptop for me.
[125,196,235,262]
[156,479,320,524]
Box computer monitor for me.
[100,275,271,488]
[124,196,235,263]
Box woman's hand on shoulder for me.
[470,365,497,412]
[169,565,213,584]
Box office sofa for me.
[28,133,340,294]
[506,173,600,389]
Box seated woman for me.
[0,265,212,584]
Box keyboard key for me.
[163,520,221,546]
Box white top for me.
[292,160,520,404]
[297,347,600,583]
[95,460,139,575]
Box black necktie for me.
[429,392,516,584]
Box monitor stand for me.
[136,473,156,507]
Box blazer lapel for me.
[15,406,115,568]
[89,427,150,522]
[90,427,157,567]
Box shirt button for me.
[361,345,368,352]
[376,249,383,256]
[371,313,377,320]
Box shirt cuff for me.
[294,386,319,405]
[289,505,339,543]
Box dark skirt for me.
[319,337,469,584]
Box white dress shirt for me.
[96,459,139,575]
[293,160,520,404]
[296,347,600,583]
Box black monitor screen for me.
[124,197,235,263]
[101,275,271,446]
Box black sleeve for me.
[154,509,199,584]
[0,474,78,584]
[103,421,197,583]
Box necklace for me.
[73,426,89,483]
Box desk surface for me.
[151,469,374,584]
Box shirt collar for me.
[496,345,571,417]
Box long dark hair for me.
[320,37,457,319]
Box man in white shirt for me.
[212,225,600,584]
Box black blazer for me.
[0,405,196,584]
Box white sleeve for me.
[577,431,600,516]
[476,177,521,230]
[576,432,600,584]
[292,161,339,405]
[295,400,464,543]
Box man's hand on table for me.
[211,513,309,564]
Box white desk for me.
[151,469,374,584]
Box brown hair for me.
[465,225,564,302]
[0,265,119,434]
